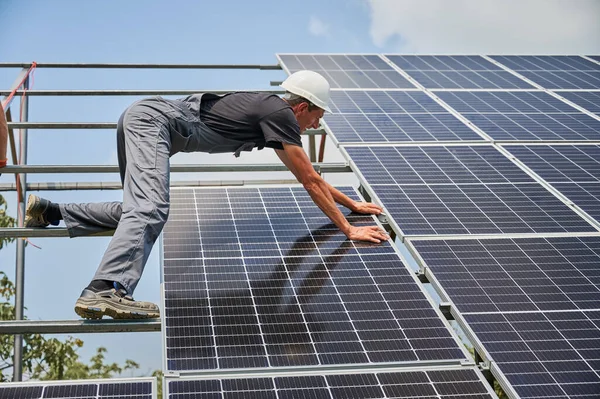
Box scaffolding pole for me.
[13,75,29,382]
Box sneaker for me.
[74,287,160,320]
[24,194,56,228]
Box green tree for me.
[0,195,16,250]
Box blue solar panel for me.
[411,236,600,313]
[436,91,600,141]
[278,54,415,88]
[323,90,483,144]
[162,186,467,373]
[465,310,600,399]
[558,91,600,115]
[385,55,533,89]
[504,145,600,183]
[166,368,496,398]
[0,379,154,399]
[503,145,600,223]
[345,145,597,235]
[491,56,600,89]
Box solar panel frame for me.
[165,366,498,399]
[340,144,598,237]
[383,55,535,89]
[160,185,472,375]
[0,377,157,399]
[490,56,600,89]
[277,54,416,89]
[435,91,600,142]
[321,89,488,146]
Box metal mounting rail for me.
[6,123,325,137]
[1,163,350,174]
[0,89,285,96]
[0,227,103,238]
[0,319,161,334]
[0,62,282,69]
[0,179,301,191]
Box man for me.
[14,70,389,320]
[0,102,7,173]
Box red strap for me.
[2,62,37,109]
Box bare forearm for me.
[326,182,357,210]
[304,177,351,234]
[0,103,7,167]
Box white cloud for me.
[308,15,331,38]
[367,0,600,53]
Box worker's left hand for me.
[351,201,383,215]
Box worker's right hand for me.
[345,225,390,243]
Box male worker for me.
[16,70,389,320]
[0,103,7,174]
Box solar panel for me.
[491,55,600,89]
[0,378,155,399]
[166,367,496,398]
[385,55,533,89]
[503,145,600,223]
[277,54,415,88]
[344,145,597,235]
[410,236,600,313]
[323,90,484,144]
[161,186,468,373]
[464,310,600,398]
[436,91,600,141]
[557,91,600,115]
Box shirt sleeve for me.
[258,107,302,150]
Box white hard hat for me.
[280,70,332,113]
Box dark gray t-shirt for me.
[198,92,302,150]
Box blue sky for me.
[1,0,599,378]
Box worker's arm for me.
[275,147,383,215]
[0,103,7,171]
[276,144,389,243]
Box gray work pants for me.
[60,102,172,293]
[60,96,254,294]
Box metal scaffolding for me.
[0,61,336,381]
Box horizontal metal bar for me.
[0,179,300,191]
[1,163,349,174]
[0,62,282,70]
[0,227,106,237]
[0,319,161,334]
[0,89,285,96]
[7,123,326,136]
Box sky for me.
[1,0,599,379]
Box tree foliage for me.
[0,195,16,250]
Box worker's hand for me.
[351,201,383,215]
[345,225,389,243]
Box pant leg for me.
[92,107,171,294]
[60,112,128,237]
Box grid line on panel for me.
[278,54,414,89]
[411,237,600,314]
[345,145,596,235]
[557,91,600,115]
[385,55,534,89]
[436,91,600,141]
[257,187,322,366]
[325,90,483,144]
[464,310,600,399]
[166,367,496,399]
[224,188,271,368]
[491,56,600,89]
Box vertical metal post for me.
[308,135,316,162]
[13,76,29,382]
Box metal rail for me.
[0,319,161,334]
[1,163,350,174]
[0,62,282,69]
[0,89,285,96]
[0,179,301,191]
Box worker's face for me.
[294,102,325,133]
